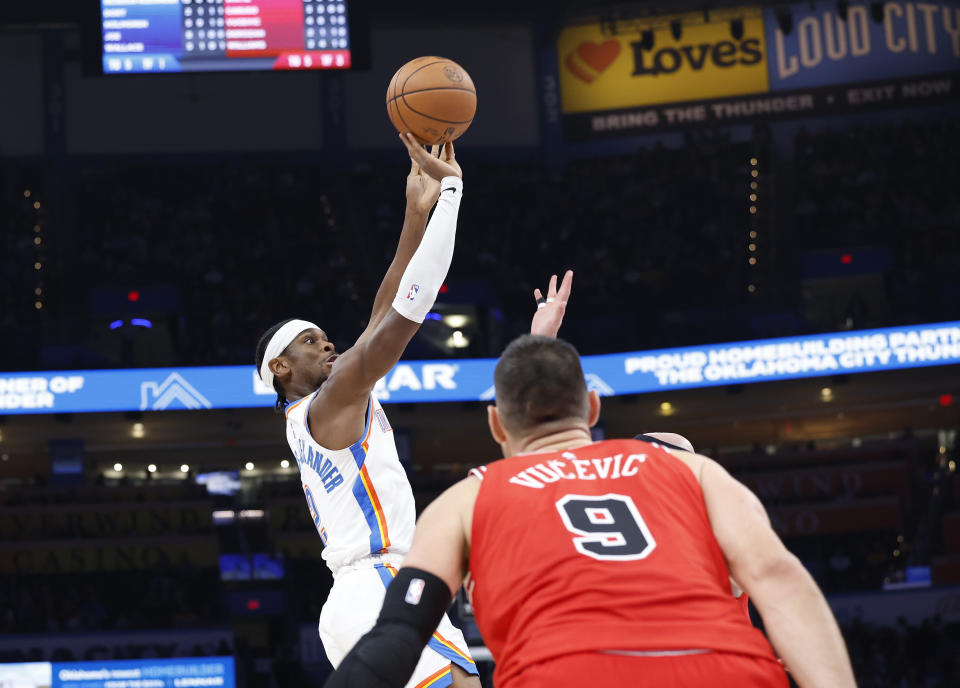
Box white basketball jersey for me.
[284,392,416,572]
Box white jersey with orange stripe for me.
[284,392,416,573]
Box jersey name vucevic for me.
[284,393,415,572]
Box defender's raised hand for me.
[530,269,573,338]
[400,133,462,181]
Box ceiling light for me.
[446,330,469,349]
[245,461,255,471]
[147,464,157,473]
[443,314,470,329]
[113,462,123,472]
[639,29,654,51]
[730,18,744,41]
[776,7,794,34]
[281,459,290,469]
[670,19,682,41]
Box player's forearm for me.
[367,207,430,329]
[391,177,462,323]
[748,556,856,688]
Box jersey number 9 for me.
[555,493,657,561]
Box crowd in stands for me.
[0,569,222,637]
[792,116,960,331]
[843,616,960,688]
[3,117,958,370]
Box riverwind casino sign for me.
[557,1,960,139]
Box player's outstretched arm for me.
[529,269,573,338]
[699,458,857,688]
[323,479,478,688]
[310,136,463,445]
[355,138,461,346]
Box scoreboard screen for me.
[99,0,355,74]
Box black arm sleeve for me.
[323,567,453,688]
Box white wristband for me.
[391,177,462,323]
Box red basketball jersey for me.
[467,439,778,687]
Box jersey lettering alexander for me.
[285,393,415,572]
[467,439,778,687]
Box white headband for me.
[259,319,320,391]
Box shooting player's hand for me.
[400,133,462,181]
[405,144,442,214]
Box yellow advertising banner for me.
[558,10,770,113]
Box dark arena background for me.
[1,0,960,686]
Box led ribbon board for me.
[1,321,958,414]
[0,657,235,688]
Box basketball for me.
[386,56,476,146]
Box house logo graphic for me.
[585,373,615,396]
[253,370,274,396]
[140,373,212,411]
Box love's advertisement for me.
[557,2,960,139]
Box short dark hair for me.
[493,335,589,434]
[255,318,295,414]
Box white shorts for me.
[320,555,478,688]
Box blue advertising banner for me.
[765,1,960,90]
[0,656,235,688]
[1,322,958,415]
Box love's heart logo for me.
[578,41,621,72]
[565,40,621,83]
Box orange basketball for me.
[386,57,476,146]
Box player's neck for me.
[516,427,594,456]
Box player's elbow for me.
[736,546,810,599]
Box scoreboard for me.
[99,0,355,74]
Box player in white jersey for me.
[255,134,479,688]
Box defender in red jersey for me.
[467,437,783,686]
[325,335,856,688]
